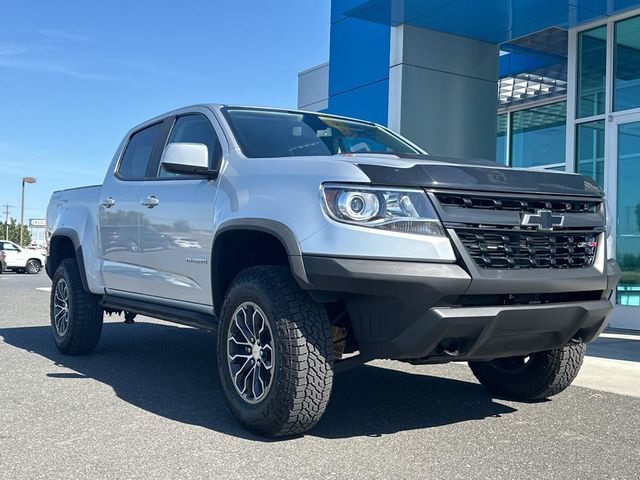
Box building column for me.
[388,25,499,160]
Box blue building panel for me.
[336,0,640,44]
[328,79,389,125]
[328,16,391,97]
[499,47,566,78]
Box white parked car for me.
[0,240,45,274]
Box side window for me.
[160,114,222,178]
[118,122,162,179]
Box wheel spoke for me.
[251,363,261,400]
[228,352,251,362]
[233,308,252,343]
[252,309,264,337]
[228,335,251,348]
[261,344,273,370]
[233,357,252,394]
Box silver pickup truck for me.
[46,104,620,437]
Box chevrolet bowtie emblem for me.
[521,209,564,231]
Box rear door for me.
[99,121,165,295]
[138,112,223,305]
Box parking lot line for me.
[35,287,51,292]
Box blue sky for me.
[0,1,330,220]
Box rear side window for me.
[118,123,162,179]
[0,242,19,251]
[159,114,222,178]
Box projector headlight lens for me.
[322,184,445,237]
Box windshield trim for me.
[220,106,423,158]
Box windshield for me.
[223,107,420,158]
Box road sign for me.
[29,219,46,228]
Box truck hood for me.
[339,153,603,198]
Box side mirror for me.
[160,142,217,178]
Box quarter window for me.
[160,115,222,178]
[0,242,20,251]
[118,123,162,179]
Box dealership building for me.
[298,0,640,330]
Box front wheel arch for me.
[210,221,309,315]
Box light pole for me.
[20,176,36,246]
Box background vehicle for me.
[0,240,45,274]
[46,104,620,437]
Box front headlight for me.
[321,184,445,236]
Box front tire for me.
[217,266,334,437]
[50,258,103,355]
[469,342,586,401]
[25,259,41,274]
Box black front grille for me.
[436,193,600,214]
[456,229,598,269]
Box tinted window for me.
[510,101,566,168]
[118,123,162,179]
[614,15,640,112]
[224,108,419,158]
[160,115,222,178]
[577,26,607,118]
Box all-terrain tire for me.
[469,342,586,400]
[50,258,103,355]
[217,266,334,437]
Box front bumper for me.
[301,256,620,361]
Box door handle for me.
[100,197,116,208]
[141,195,160,208]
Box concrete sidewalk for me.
[574,332,640,398]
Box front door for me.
[138,113,221,306]
[609,113,640,329]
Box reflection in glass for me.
[577,26,607,118]
[496,113,508,165]
[614,15,640,112]
[616,121,640,305]
[510,102,566,168]
[576,120,605,188]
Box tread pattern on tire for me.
[218,266,334,437]
[469,342,586,400]
[51,258,103,355]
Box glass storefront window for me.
[577,26,607,118]
[510,102,566,168]
[614,15,640,112]
[496,113,508,164]
[616,120,640,305]
[576,120,605,188]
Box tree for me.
[0,218,32,246]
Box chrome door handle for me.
[100,197,116,208]
[141,195,160,208]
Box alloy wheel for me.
[53,278,70,337]
[226,301,275,404]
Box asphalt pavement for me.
[1,272,639,479]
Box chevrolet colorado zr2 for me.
[46,104,620,437]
